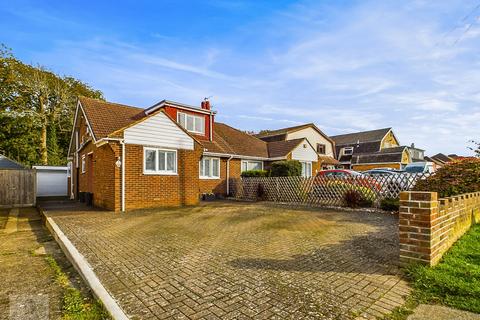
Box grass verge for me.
[385,223,480,319]
[45,255,111,319]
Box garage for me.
[33,166,69,197]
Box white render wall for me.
[291,140,318,162]
[287,127,334,157]
[124,112,194,150]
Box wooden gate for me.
[0,169,36,208]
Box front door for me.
[87,154,94,192]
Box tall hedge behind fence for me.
[230,173,430,207]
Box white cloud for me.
[25,0,480,156]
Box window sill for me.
[143,172,178,176]
[200,176,220,180]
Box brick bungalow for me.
[68,97,321,211]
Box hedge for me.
[241,170,269,177]
[414,158,480,197]
[270,160,302,177]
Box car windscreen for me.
[405,166,424,173]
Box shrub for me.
[380,197,399,211]
[241,170,269,177]
[414,158,480,197]
[270,160,302,177]
[326,180,377,201]
[343,188,374,208]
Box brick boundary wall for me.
[399,191,480,266]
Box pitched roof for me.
[255,123,334,144]
[330,128,392,146]
[267,139,305,158]
[79,97,144,140]
[202,123,269,158]
[75,98,323,160]
[431,153,453,163]
[255,123,314,138]
[351,146,407,165]
[0,155,27,169]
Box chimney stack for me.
[201,98,211,110]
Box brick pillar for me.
[399,191,438,266]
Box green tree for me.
[469,140,479,157]
[0,44,103,166]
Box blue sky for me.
[1,0,479,155]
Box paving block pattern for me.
[45,201,411,319]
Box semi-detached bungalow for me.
[68,97,322,211]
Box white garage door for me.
[34,166,68,197]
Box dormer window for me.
[177,112,205,134]
[317,143,326,154]
[343,147,354,155]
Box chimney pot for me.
[201,98,211,110]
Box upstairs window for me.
[317,143,326,154]
[144,147,177,175]
[343,147,354,155]
[177,112,205,134]
[200,157,220,179]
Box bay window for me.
[200,157,220,179]
[144,147,177,174]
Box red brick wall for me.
[198,158,241,196]
[75,141,119,211]
[123,143,202,210]
[92,144,118,210]
[399,191,480,266]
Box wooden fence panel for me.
[0,169,36,208]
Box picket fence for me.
[229,173,430,207]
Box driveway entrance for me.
[42,201,410,319]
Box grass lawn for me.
[387,224,480,319]
[45,256,111,319]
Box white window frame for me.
[343,147,354,155]
[81,155,86,174]
[199,157,220,179]
[177,112,205,135]
[300,161,312,178]
[143,147,178,175]
[241,160,264,172]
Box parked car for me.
[363,168,423,196]
[315,169,381,191]
[404,162,434,174]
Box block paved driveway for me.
[42,200,410,320]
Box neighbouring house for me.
[0,154,27,170]
[330,128,413,171]
[407,143,425,162]
[255,123,338,170]
[68,97,321,211]
[424,153,454,171]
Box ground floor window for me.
[200,157,220,179]
[144,147,177,174]
[301,161,312,177]
[241,160,263,172]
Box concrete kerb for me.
[38,206,129,320]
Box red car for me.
[315,169,381,191]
